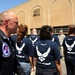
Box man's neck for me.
[0,27,9,37]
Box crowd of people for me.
[0,11,75,75]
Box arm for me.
[29,56,34,72]
[28,39,35,72]
[53,43,62,75]
[55,60,62,75]
[33,57,37,66]
[33,57,37,71]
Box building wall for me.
[8,0,75,34]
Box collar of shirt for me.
[0,29,9,40]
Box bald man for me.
[0,11,25,75]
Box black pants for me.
[65,56,74,75]
[35,66,59,75]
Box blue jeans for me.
[36,66,59,75]
[19,62,31,75]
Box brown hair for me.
[68,25,75,35]
[17,24,28,44]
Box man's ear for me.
[4,20,8,25]
[4,20,8,31]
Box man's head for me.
[59,30,63,35]
[31,28,37,35]
[0,11,18,35]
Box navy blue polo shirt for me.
[33,40,60,69]
[29,34,40,46]
[51,34,60,46]
[15,37,34,62]
[62,36,75,56]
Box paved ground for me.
[31,59,67,75]
[61,59,67,75]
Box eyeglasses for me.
[0,20,4,23]
[8,20,18,25]
[0,20,3,22]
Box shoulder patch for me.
[2,42,11,57]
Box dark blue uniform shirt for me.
[33,40,60,69]
[62,36,75,56]
[29,35,40,46]
[51,34,60,46]
[11,35,34,63]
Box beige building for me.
[7,0,75,34]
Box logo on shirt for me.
[16,43,25,54]
[2,42,11,57]
[30,38,38,45]
[36,46,51,62]
[52,38,55,41]
[65,41,75,51]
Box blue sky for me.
[0,0,28,12]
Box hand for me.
[31,67,34,72]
